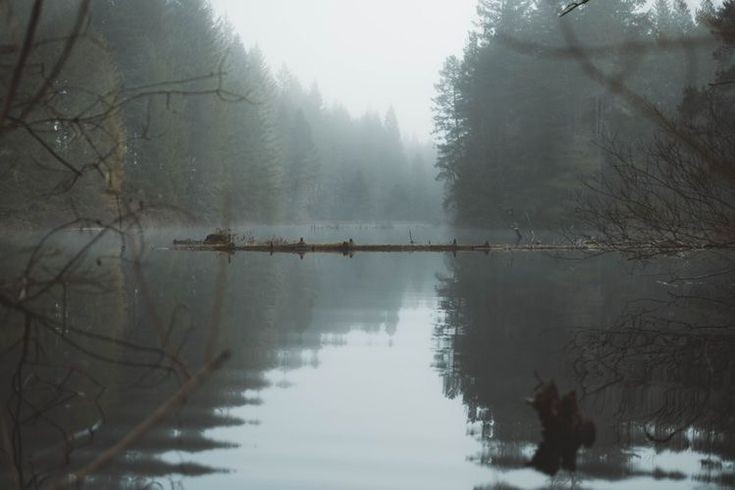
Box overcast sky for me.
[210,0,708,142]
[209,0,478,142]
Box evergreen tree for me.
[433,0,709,227]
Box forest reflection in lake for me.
[1,226,733,489]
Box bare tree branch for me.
[17,0,91,121]
[560,0,592,17]
[53,350,231,489]
[0,0,43,128]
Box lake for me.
[1,225,733,489]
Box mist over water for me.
[3,227,734,488]
[2,0,735,488]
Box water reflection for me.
[434,251,735,487]
[2,230,734,488]
[1,231,481,489]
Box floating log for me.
[170,239,602,254]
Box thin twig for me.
[560,0,592,17]
[18,0,91,121]
[53,350,231,489]
[0,0,43,128]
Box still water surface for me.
[1,225,733,489]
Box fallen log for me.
[170,239,604,254]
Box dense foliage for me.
[578,0,735,254]
[0,0,441,228]
[433,0,716,228]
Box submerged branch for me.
[54,350,231,488]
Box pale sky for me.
[209,0,478,142]
[209,0,708,142]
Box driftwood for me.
[171,239,603,254]
[171,236,734,255]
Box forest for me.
[434,0,733,238]
[2,0,735,488]
[0,0,441,229]
[2,0,733,241]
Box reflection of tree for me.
[265,253,431,370]
[569,255,735,461]
[123,250,435,485]
[434,253,619,468]
[0,237,252,488]
[433,252,735,483]
[0,239,436,488]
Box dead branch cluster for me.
[569,266,735,442]
[1,0,251,197]
[1,2,237,488]
[578,99,735,258]
[516,3,735,258]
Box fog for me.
[210,0,478,141]
[1,0,730,230]
[2,1,735,488]
[210,0,706,142]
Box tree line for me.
[433,0,725,232]
[0,0,441,229]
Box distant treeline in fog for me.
[433,0,720,228]
[0,0,442,228]
[4,0,730,231]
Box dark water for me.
[1,225,733,489]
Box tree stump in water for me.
[527,380,595,475]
